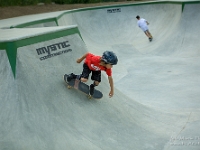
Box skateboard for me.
[63,74,103,99]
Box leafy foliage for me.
[0,0,119,6]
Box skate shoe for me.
[67,73,76,82]
[90,84,95,95]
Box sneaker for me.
[67,73,76,82]
[90,84,95,95]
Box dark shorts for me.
[81,63,101,82]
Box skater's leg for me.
[90,71,101,95]
[144,30,152,38]
[147,31,153,38]
[146,30,153,38]
[66,63,91,82]
[80,63,91,82]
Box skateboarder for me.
[136,15,153,41]
[67,51,118,97]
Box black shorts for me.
[81,63,101,82]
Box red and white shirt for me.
[84,53,112,76]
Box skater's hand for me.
[76,53,87,63]
[76,58,82,63]
[109,90,114,98]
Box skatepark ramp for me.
[0,0,200,150]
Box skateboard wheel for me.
[67,85,72,89]
[88,95,92,99]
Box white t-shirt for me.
[137,18,148,32]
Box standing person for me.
[136,15,153,41]
[66,51,118,97]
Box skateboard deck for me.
[63,74,103,99]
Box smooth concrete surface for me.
[0,1,200,150]
[60,3,200,111]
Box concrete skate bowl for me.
[0,1,200,150]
